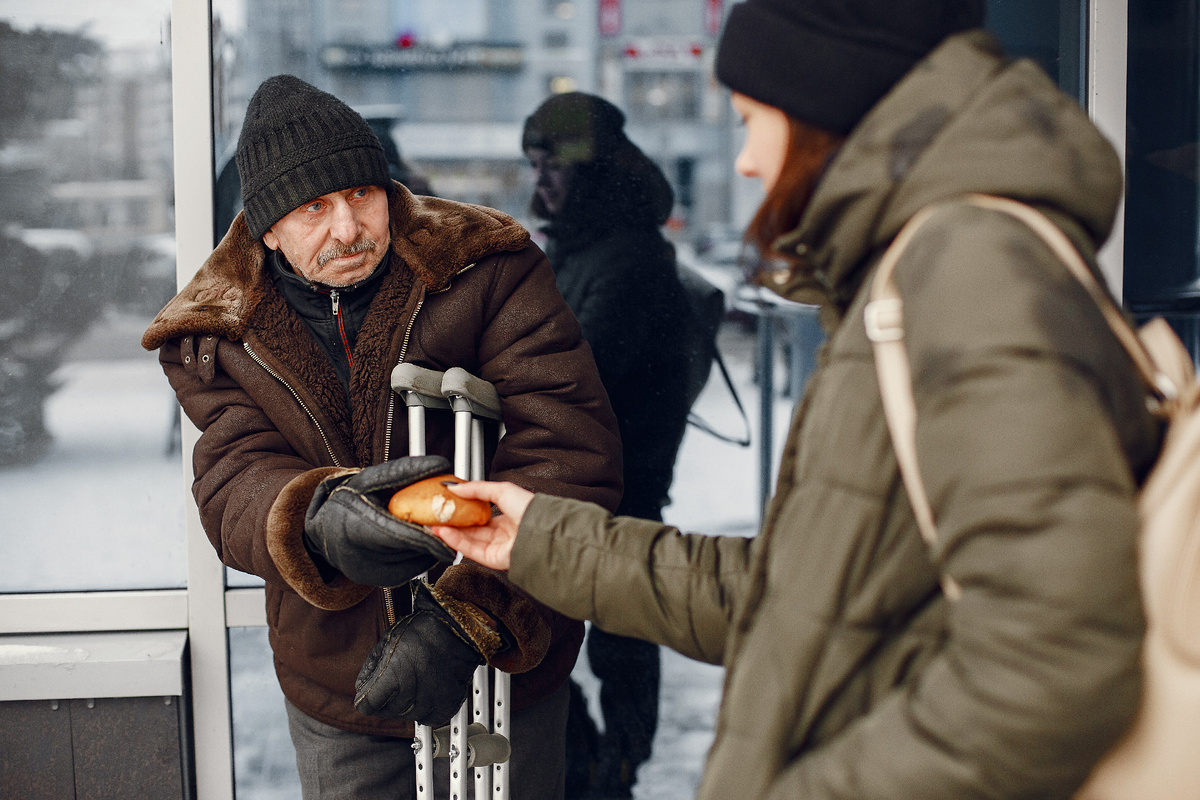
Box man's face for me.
[527,147,574,218]
[262,185,391,286]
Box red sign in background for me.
[705,0,724,36]
[599,0,622,36]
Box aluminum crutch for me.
[390,363,450,799]
[441,367,508,800]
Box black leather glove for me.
[303,455,457,587]
[355,581,485,726]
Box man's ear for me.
[262,228,280,251]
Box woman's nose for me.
[734,145,757,180]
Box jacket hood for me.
[142,182,530,349]
[767,30,1123,307]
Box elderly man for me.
[142,74,621,800]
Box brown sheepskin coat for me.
[142,183,622,736]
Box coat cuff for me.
[265,467,375,611]
[435,561,552,673]
[426,583,504,662]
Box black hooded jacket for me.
[526,94,693,518]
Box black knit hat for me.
[522,92,630,165]
[236,75,392,241]
[521,92,675,226]
[715,0,985,135]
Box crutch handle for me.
[429,722,489,758]
[464,732,511,768]
[429,724,511,768]
[442,367,502,420]
[391,363,451,409]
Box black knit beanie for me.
[521,92,675,226]
[715,0,985,135]
[236,75,392,241]
[521,92,629,165]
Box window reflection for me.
[1124,0,1200,358]
[211,0,728,232]
[987,0,1087,101]
[0,1,183,593]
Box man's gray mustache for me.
[318,238,376,267]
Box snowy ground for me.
[0,291,820,799]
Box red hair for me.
[745,117,845,269]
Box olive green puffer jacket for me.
[506,30,1161,800]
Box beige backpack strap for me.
[864,204,964,601]
[864,193,1173,603]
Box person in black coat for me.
[522,92,694,800]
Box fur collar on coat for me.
[142,182,530,350]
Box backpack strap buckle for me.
[864,298,904,343]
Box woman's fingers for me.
[441,479,502,501]
[431,481,532,571]
[445,480,534,524]
[432,520,516,570]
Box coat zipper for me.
[246,290,424,628]
[329,289,354,369]
[247,334,402,625]
[243,341,342,468]
[384,586,397,626]
[382,296,424,626]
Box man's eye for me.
[306,202,324,212]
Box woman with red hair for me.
[435,2,1157,798]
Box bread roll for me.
[388,475,491,527]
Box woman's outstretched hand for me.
[430,481,534,571]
